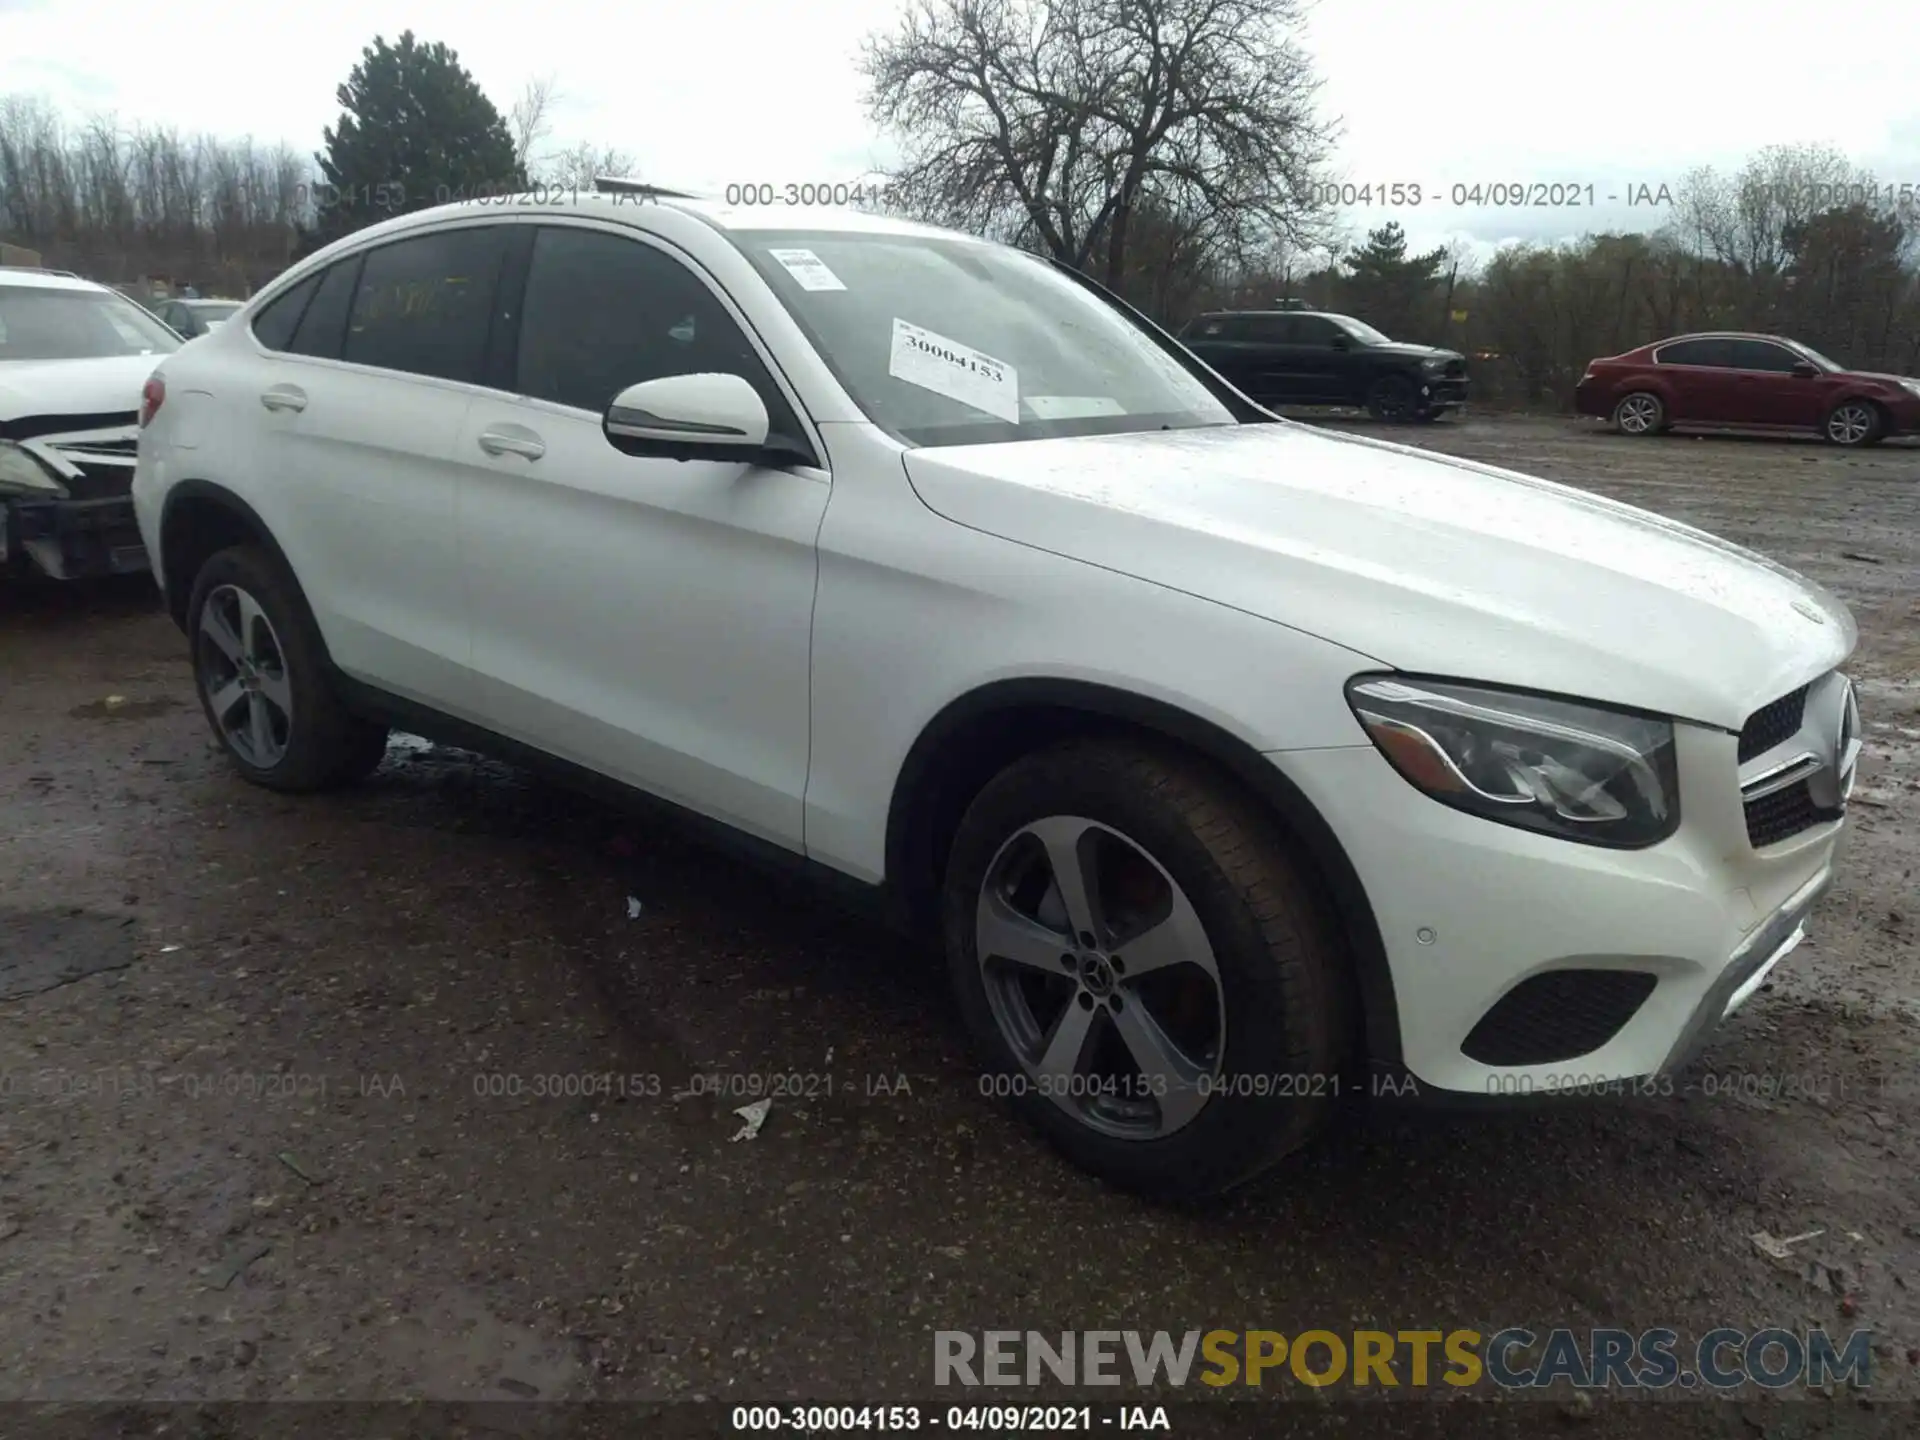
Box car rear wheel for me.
[1365,376,1418,423]
[1612,392,1665,436]
[1823,400,1882,447]
[188,544,389,791]
[942,739,1349,1198]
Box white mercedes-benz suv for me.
[130,190,1858,1196]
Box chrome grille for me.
[1736,673,1854,849]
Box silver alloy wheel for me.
[1826,402,1874,446]
[1615,394,1660,434]
[197,583,293,769]
[975,815,1226,1140]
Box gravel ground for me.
[1,413,1916,1436]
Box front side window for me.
[1292,316,1344,346]
[513,226,803,449]
[0,285,182,361]
[1245,315,1297,343]
[1721,339,1801,373]
[343,226,507,384]
[734,229,1235,447]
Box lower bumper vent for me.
[1462,969,1658,1066]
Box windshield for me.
[1791,342,1844,372]
[0,286,183,361]
[733,230,1235,447]
[1329,314,1392,345]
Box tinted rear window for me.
[251,273,320,351]
[1655,338,1731,367]
[343,227,507,385]
[288,258,362,360]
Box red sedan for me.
[1573,332,1920,447]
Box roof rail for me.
[591,176,705,200]
[0,264,81,278]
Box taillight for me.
[140,374,165,428]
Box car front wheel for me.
[187,544,389,791]
[1823,400,1882,447]
[1612,392,1666,436]
[1365,376,1417,423]
[942,740,1349,1198]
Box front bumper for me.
[2,494,149,580]
[1275,719,1846,1097]
[1418,376,1468,409]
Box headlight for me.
[1421,355,1446,371]
[0,440,69,499]
[1345,675,1679,848]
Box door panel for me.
[243,227,511,718]
[1718,341,1824,428]
[458,223,827,850]
[1651,339,1732,422]
[259,358,478,712]
[458,403,826,848]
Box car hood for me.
[901,422,1855,730]
[0,355,154,439]
[1372,341,1460,361]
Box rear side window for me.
[514,224,807,446]
[343,227,507,384]
[287,257,362,360]
[1654,338,1731,367]
[250,273,320,350]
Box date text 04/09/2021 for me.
[1301,181,1680,208]
[728,1405,1171,1432]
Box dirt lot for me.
[1,413,1917,1434]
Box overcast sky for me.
[3,0,1916,261]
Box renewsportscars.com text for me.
[933,1327,1874,1391]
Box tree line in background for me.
[4,0,1918,407]
[860,0,1920,403]
[0,31,634,298]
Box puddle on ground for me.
[68,696,180,720]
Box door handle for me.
[478,430,546,461]
[260,385,306,413]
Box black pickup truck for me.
[1179,309,1468,422]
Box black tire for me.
[186,544,388,791]
[942,739,1350,1199]
[1611,391,1666,436]
[1822,399,1883,448]
[1365,375,1417,423]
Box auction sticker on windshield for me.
[767,248,846,292]
[888,318,1019,422]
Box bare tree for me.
[540,140,640,189]
[509,74,561,174]
[861,0,1336,295]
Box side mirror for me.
[603,373,771,462]
[1790,360,1817,378]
